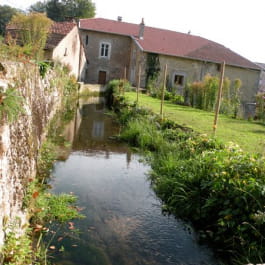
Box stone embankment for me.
[0,61,63,248]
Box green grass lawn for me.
[125,92,265,154]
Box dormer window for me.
[100,42,111,58]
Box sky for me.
[1,0,265,63]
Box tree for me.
[46,0,66,22]
[9,13,53,59]
[28,1,47,13]
[0,5,20,36]
[28,0,96,22]
[63,0,96,19]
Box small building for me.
[79,17,261,115]
[45,21,87,81]
[6,21,87,81]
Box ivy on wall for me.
[145,53,160,91]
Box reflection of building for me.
[62,97,128,155]
[92,121,104,139]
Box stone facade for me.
[79,19,260,117]
[0,61,63,248]
[79,30,132,84]
[141,54,260,115]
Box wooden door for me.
[98,71,107,85]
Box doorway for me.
[98,71,107,85]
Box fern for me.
[0,87,24,123]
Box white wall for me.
[52,26,86,80]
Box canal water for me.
[48,97,219,265]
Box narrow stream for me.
[48,97,219,265]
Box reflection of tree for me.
[126,150,132,167]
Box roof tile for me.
[80,18,259,70]
[46,21,76,49]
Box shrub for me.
[256,93,265,122]
[9,12,53,60]
[3,228,33,265]
[0,86,24,123]
[33,193,84,224]
[187,75,242,117]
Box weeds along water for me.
[110,89,265,264]
[1,68,83,265]
[44,96,218,265]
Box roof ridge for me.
[78,17,260,70]
[81,17,206,39]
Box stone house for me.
[6,21,87,81]
[79,17,261,115]
[44,21,87,81]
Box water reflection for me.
[48,97,219,265]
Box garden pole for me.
[123,66,127,94]
[213,61,225,135]
[136,65,141,103]
[160,64,168,118]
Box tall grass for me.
[113,93,265,265]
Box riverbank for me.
[110,88,265,264]
[44,96,218,265]
[0,60,83,264]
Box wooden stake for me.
[160,64,167,118]
[136,65,141,103]
[213,61,225,135]
[123,66,127,94]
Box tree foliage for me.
[0,5,21,36]
[9,13,53,59]
[28,1,47,13]
[29,0,96,21]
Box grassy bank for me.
[125,92,265,154]
[107,81,265,264]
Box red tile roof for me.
[50,21,76,35]
[6,21,76,50]
[46,21,76,49]
[80,18,259,70]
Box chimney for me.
[117,16,122,22]
[139,18,145,40]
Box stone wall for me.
[141,54,260,116]
[0,61,63,248]
[80,30,131,84]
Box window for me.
[174,74,184,86]
[85,35,89,45]
[100,42,111,58]
[64,48,67,56]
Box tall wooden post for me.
[213,61,225,135]
[160,64,167,118]
[136,65,141,103]
[123,66,127,95]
